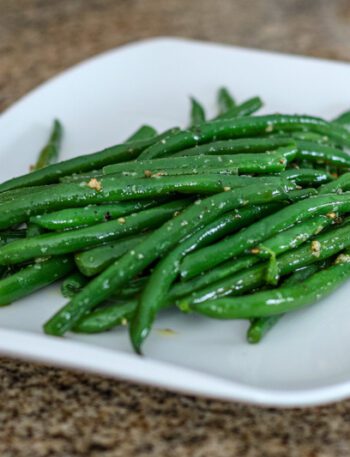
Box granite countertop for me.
[1,1,350,456]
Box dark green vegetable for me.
[0,257,74,306]
[319,173,350,194]
[333,110,350,126]
[178,222,350,308]
[75,233,149,276]
[189,97,206,126]
[138,114,350,160]
[73,300,137,333]
[0,200,189,265]
[104,149,294,177]
[31,200,161,230]
[180,193,350,280]
[43,181,295,341]
[215,96,263,120]
[125,125,157,142]
[61,271,88,298]
[189,260,350,319]
[173,137,294,157]
[295,140,350,168]
[281,169,333,187]
[0,130,175,193]
[32,119,63,170]
[0,174,286,230]
[217,87,236,114]
[247,264,320,344]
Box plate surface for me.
[1,37,350,407]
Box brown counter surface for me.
[1,1,350,456]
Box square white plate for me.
[1,37,350,408]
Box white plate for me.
[1,37,350,408]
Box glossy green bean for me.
[61,271,88,298]
[75,233,149,276]
[178,222,350,307]
[319,173,350,194]
[138,114,350,160]
[333,110,350,126]
[130,203,282,350]
[215,97,263,120]
[73,300,137,333]
[295,141,350,168]
[189,97,206,126]
[125,125,157,142]
[31,200,160,230]
[0,257,74,306]
[217,87,236,113]
[33,119,63,170]
[104,149,293,177]
[180,193,350,280]
[247,264,321,344]
[189,261,350,319]
[281,169,333,186]
[0,174,285,230]
[0,200,188,265]
[43,181,295,340]
[0,130,174,193]
[173,137,294,157]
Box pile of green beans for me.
[2,87,350,354]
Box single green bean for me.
[31,200,161,230]
[295,140,350,168]
[75,233,149,276]
[281,169,333,186]
[32,119,63,170]
[0,200,189,265]
[319,173,350,194]
[43,181,295,341]
[189,97,206,127]
[138,114,350,159]
[180,193,350,280]
[73,300,137,334]
[333,110,350,126]
[215,96,263,120]
[217,87,236,113]
[125,125,157,142]
[173,137,294,157]
[0,257,74,306]
[189,261,350,319]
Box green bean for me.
[173,137,294,157]
[319,173,350,194]
[43,181,295,340]
[31,200,161,230]
[217,87,236,114]
[125,125,157,142]
[247,264,321,344]
[0,130,175,193]
[0,200,189,265]
[180,193,350,280]
[0,257,74,306]
[0,174,285,230]
[104,149,293,177]
[295,141,350,168]
[189,260,350,319]
[178,222,350,308]
[215,97,263,120]
[138,114,350,160]
[189,97,206,127]
[130,203,283,349]
[73,300,137,334]
[281,169,333,186]
[75,233,149,276]
[61,271,88,298]
[32,119,63,170]
[333,110,350,126]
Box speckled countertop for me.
[1,1,350,456]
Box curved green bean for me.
[33,119,63,170]
[217,87,236,113]
[189,97,206,126]
[126,125,157,142]
[215,96,263,120]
